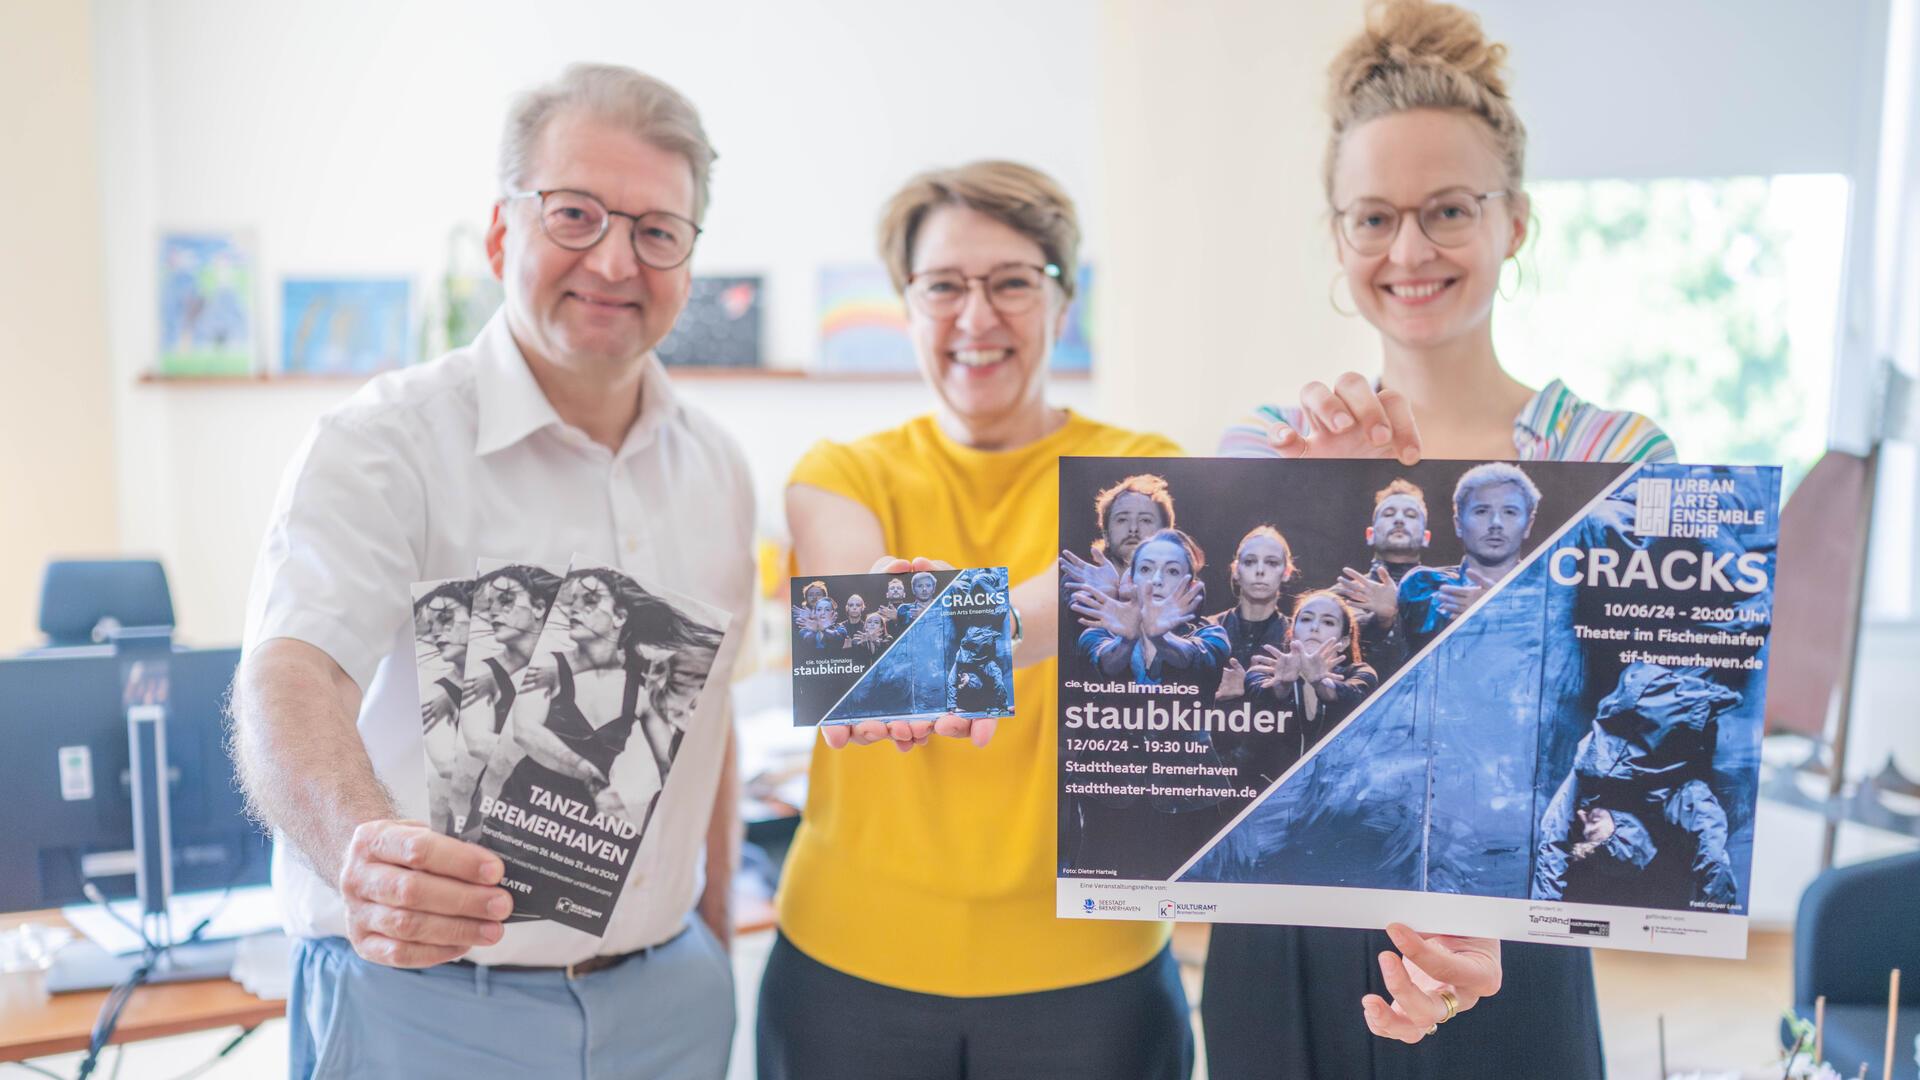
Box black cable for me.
[159,1024,261,1080]
[73,947,155,1080]
[8,1017,262,1080]
[175,880,236,947]
[60,842,254,1080]
[77,884,154,956]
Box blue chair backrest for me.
[1794,850,1920,1007]
[37,560,175,648]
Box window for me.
[1494,175,1851,496]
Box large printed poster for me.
[1056,457,1778,958]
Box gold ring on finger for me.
[1438,990,1458,1023]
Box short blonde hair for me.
[877,161,1080,301]
[1324,0,1527,201]
[499,63,718,223]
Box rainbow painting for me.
[815,261,1095,373]
[817,263,914,372]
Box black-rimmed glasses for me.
[503,189,702,270]
[904,262,1061,319]
[1334,189,1509,256]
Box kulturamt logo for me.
[1158,900,1176,918]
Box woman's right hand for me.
[1268,374,1422,465]
[818,713,1001,753]
[1362,925,1502,1044]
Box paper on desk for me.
[61,885,283,956]
[230,931,291,1000]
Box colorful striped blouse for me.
[1216,377,1676,464]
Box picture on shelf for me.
[815,261,1094,373]
[158,231,257,376]
[817,263,913,373]
[656,275,763,368]
[1053,264,1093,371]
[281,278,413,375]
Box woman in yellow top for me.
[757,160,1193,1078]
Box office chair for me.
[34,559,175,650]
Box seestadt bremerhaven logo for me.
[1082,898,1096,912]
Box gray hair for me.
[1452,462,1541,518]
[499,63,717,223]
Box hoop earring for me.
[1497,256,1524,302]
[1329,270,1358,317]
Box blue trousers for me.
[288,914,734,1079]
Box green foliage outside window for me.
[1495,175,1847,493]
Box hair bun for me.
[1332,0,1511,108]
[1320,0,1528,198]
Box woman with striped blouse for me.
[1205,2,1673,1078]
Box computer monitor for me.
[0,641,272,913]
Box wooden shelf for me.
[138,368,1090,387]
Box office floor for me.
[18,927,1796,1080]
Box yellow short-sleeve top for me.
[779,411,1184,996]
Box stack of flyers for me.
[411,557,732,936]
[790,566,1016,727]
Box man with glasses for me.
[231,64,754,1079]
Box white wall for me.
[91,0,1101,645]
[1471,0,1888,182]
[0,1,119,651]
[1094,0,1377,455]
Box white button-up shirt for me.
[243,312,755,964]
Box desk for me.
[1,890,779,1064]
[0,910,280,1063]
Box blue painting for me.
[159,232,256,376]
[282,278,412,375]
